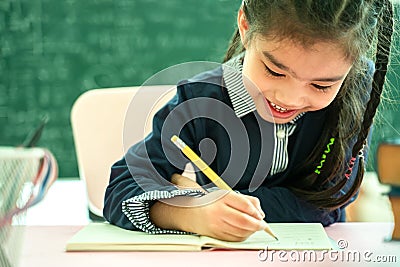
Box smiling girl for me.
[104,0,394,241]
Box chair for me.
[71,85,177,220]
[376,139,400,240]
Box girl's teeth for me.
[270,102,288,112]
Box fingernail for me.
[259,209,265,218]
[256,204,265,218]
[254,209,263,220]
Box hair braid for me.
[223,29,242,63]
[332,0,395,207]
[351,0,394,156]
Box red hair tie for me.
[344,157,357,179]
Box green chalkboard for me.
[0,0,240,177]
[1,1,399,178]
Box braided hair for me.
[224,0,394,209]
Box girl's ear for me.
[237,8,249,48]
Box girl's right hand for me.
[182,190,267,241]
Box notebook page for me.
[200,223,332,250]
[66,223,202,251]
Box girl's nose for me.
[274,81,307,109]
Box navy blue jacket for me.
[104,64,373,230]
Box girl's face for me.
[238,10,353,124]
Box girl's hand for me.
[151,174,266,241]
[171,173,206,193]
[182,190,267,241]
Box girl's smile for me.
[263,98,298,119]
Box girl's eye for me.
[312,84,332,92]
[265,65,285,77]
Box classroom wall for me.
[1,1,399,178]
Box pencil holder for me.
[376,139,400,241]
[0,147,58,267]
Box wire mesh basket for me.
[0,147,57,267]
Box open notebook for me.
[66,222,332,252]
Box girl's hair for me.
[224,0,394,209]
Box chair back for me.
[71,85,176,218]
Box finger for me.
[221,203,265,232]
[205,214,254,241]
[223,193,264,220]
[243,195,265,218]
[215,227,252,242]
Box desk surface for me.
[19,223,399,267]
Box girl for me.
[104,0,394,241]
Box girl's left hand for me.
[171,173,207,193]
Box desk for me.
[20,223,399,267]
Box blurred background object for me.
[0,147,57,266]
[376,139,400,240]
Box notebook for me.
[66,222,332,252]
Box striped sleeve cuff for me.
[122,189,206,234]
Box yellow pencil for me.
[171,135,278,240]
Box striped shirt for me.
[222,55,305,175]
[122,54,305,234]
